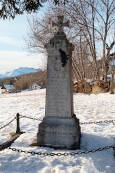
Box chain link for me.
[80,119,115,125]
[0,114,114,131]
[20,115,42,121]
[0,117,16,130]
[20,115,115,125]
[0,114,114,157]
[8,144,115,157]
[0,115,42,131]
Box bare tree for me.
[65,0,115,81]
[72,37,92,81]
[26,3,92,81]
[26,5,60,53]
[26,0,115,82]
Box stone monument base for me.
[37,116,81,149]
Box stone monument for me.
[37,16,81,149]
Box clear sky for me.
[0,14,46,74]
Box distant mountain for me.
[0,67,41,79]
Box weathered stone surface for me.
[37,16,81,149]
[38,117,80,149]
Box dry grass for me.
[73,80,92,94]
[92,85,105,94]
[29,139,37,147]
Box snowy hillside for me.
[0,89,115,173]
[0,67,41,78]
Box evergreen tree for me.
[0,0,68,19]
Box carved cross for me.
[52,15,69,32]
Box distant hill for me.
[0,67,41,79]
[0,70,47,90]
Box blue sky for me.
[0,14,46,74]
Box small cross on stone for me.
[52,15,69,32]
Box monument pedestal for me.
[37,116,80,149]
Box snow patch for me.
[0,89,115,173]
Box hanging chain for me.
[0,114,115,131]
[8,144,115,157]
[20,115,115,125]
[0,117,16,130]
[20,115,42,121]
[0,114,114,157]
[80,119,115,125]
[0,115,41,131]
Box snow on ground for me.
[0,89,115,173]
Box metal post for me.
[16,113,21,134]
